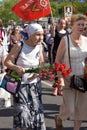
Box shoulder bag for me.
[67,35,87,93]
[0,41,23,95]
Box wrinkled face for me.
[29,31,44,46]
[72,19,85,34]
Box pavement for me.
[0,80,87,130]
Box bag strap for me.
[15,41,23,64]
[67,35,71,68]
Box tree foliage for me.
[0,0,87,26]
[0,0,20,26]
[50,0,87,17]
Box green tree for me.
[0,0,20,26]
[50,0,87,17]
[0,0,87,26]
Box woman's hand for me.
[14,65,25,76]
[59,77,65,86]
[1,66,7,73]
[27,73,39,81]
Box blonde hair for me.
[71,14,87,26]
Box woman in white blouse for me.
[55,14,87,130]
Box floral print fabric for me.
[13,79,46,130]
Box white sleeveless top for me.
[64,35,87,76]
[17,42,42,83]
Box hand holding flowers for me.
[52,62,72,89]
[10,62,72,88]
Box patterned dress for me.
[13,42,46,130]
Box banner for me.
[12,0,51,21]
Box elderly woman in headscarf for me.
[5,23,46,130]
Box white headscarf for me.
[25,23,43,37]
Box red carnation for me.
[62,63,66,69]
[67,68,72,75]
[59,64,65,72]
[54,62,60,72]
[62,70,67,77]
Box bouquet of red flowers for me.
[10,62,72,88]
[52,62,72,89]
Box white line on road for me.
[41,80,52,87]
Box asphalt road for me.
[0,81,87,130]
[42,81,87,130]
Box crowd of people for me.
[0,13,87,130]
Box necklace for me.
[70,35,82,47]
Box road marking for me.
[41,80,52,87]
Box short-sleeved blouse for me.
[64,35,87,76]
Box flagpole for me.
[48,0,54,22]
[48,0,55,37]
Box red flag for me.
[12,0,51,21]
